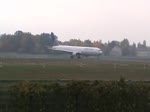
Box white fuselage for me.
[51,45,103,56]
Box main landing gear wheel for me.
[77,54,81,59]
[70,55,74,59]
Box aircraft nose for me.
[98,50,103,55]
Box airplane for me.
[47,39,103,59]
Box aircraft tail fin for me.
[45,32,60,50]
[51,32,59,46]
[45,39,59,49]
[52,38,59,46]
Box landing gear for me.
[76,54,81,59]
[70,54,81,59]
[70,55,74,59]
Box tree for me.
[26,37,35,53]
[40,33,51,47]
[84,39,93,47]
[143,40,146,47]
[65,39,84,46]
[109,41,120,48]
[93,40,102,48]
[138,41,147,50]
[13,31,23,51]
[102,41,120,56]
[129,43,137,56]
[120,39,130,56]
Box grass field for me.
[0,58,150,80]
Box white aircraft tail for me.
[54,39,59,46]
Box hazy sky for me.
[0,0,150,44]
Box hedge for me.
[6,79,150,112]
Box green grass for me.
[0,58,150,80]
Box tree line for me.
[0,31,57,53]
[0,31,148,56]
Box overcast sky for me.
[0,0,150,44]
